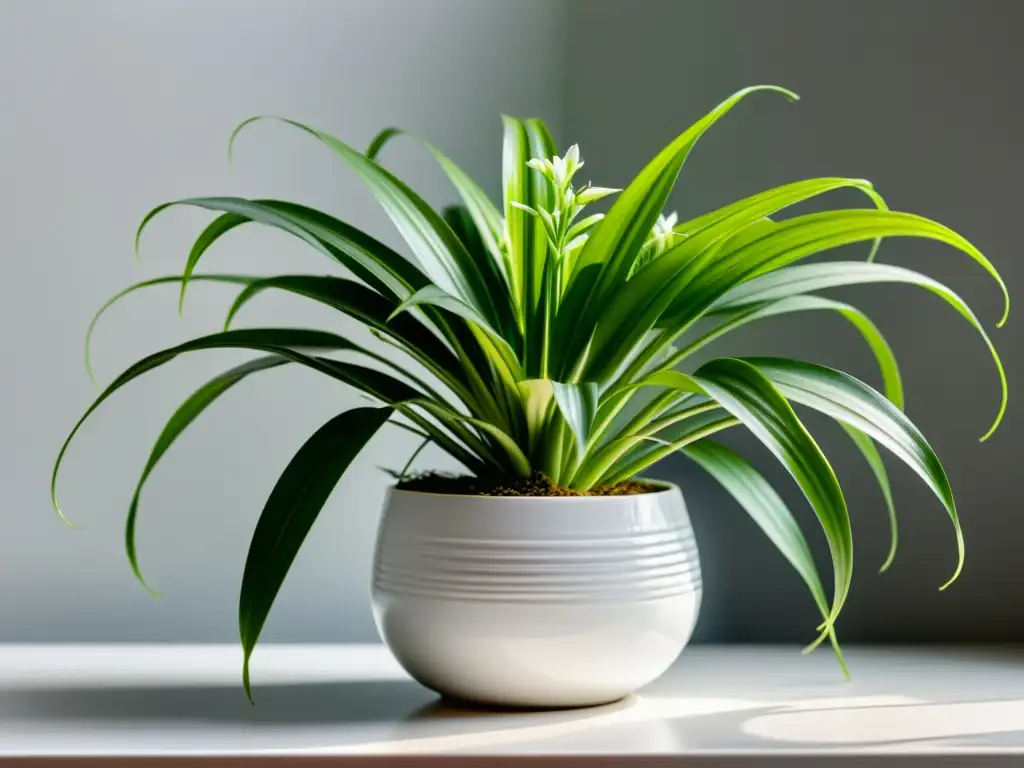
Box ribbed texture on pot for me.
[372,488,702,604]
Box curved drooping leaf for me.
[667,176,888,268]
[696,210,1008,326]
[591,209,1007,387]
[682,438,846,672]
[240,406,391,702]
[85,274,257,386]
[223,274,466,393]
[840,424,898,573]
[229,117,514,339]
[693,358,853,632]
[744,356,962,588]
[126,356,289,594]
[137,197,427,306]
[52,328,454,522]
[712,261,1006,439]
[365,127,403,162]
[675,294,904,408]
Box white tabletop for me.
[0,643,1021,764]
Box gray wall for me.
[2,0,1022,646]
[567,0,1024,643]
[0,0,565,641]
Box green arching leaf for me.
[86,274,257,387]
[389,284,521,367]
[744,356,962,589]
[52,328,431,522]
[551,381,600,460]
[693,358,853,632]
[365,126,403,161]
[697,209,1007,327]
[712,261,1006,439]
[684,439,827,609]
[683,439,846,672]
[601,208,1008,407]
[573,400,721,489]
[839,424,898,573]
[595,189,883,394]
[126,356,289,594]
[137,197,428,305]
[230,117,514,340]
[600,414,741,486]
[223,274,467,395]
[240,406,391,702]
[584,181,889,383]
[675,294,904,409]
[557,86,798,376]
[177,214,249,313]
[364,124,510,288]
[610,368,705,399]
[410,400,531,478]
[670,177,888,266]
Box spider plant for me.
[53,86,1008,699]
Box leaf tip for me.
[51,477,80,529]
[54,501,81,531]
[227,116,263,169]
[750,84,800,103]
[241,647,256,704]
[979,399,1005,442]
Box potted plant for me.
[53,86,1008,708]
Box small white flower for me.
[653,212,679,237]
[551,155,566,184]
[526,157,551,176]
[565,144,581,172]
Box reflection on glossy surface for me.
[744,699,1024,745]
[2,645,1024,757]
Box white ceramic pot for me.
[371,483,701,708]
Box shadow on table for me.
[0,679,440,725]
[4,680,1024,753]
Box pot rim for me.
[387,478,679,501]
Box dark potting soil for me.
[394,471,659,497]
